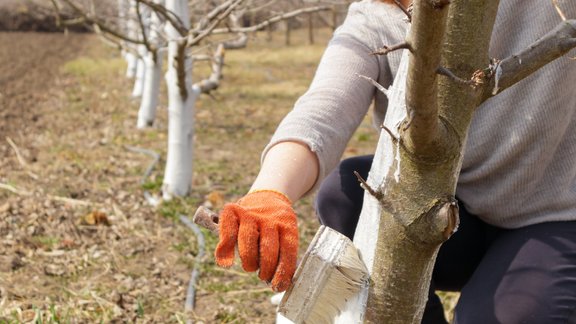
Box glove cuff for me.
[247,189,292,205]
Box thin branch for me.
[436,66,474,86]
[187,0,244,46]
[483,19,576,99]
[194,0,239,31]
[58,0,144,44]
[353,171,383,200]
[357,74,389,97]
[137,0,188,36]
[393,0,412,21]
[135,1,152,52]
[210,5,331,34]
[0,183,95,206]
[6,137,39,180]
[371,42,411,56]
[552,0,567,21]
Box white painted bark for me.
[125,51,138,78]
[334,49,411,324]
[125,0,138,78]
[137,50,163,127]
[162,0,197,199]
[137,0,165,128]
[131,46,147,98]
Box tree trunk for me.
[308,13,314,45]
[124,0,138,78]
[137,0,164,128]
[162,0,197,199]
[131,46,146,98]
[337,0,500,322]
[137,49,163,127]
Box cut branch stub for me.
[481,19,576,100]
[406,197,460,245]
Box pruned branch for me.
[194,44,226,93]
[482,19,576,100]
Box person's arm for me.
[250,141,319,202]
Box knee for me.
[454,289,576,324]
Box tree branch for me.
[194,44,226,93]
[210,5,331,34]
[403,0,450,158]
[482,19,576,100]
[137,0,188,36]
[57,0,145,44]
[187,0,245,46]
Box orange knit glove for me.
[215,190,298,292]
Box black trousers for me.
[315,155,576,324]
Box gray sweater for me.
[263,0,576,228]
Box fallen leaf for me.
[205,191,225,209]
[83,211,111,226]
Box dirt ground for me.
[0,29,381,323]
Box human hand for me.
[215,190,298,292]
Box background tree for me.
[51,0,330,199]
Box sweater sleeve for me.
[261,1,403,194]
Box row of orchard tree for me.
[50,0,342,200]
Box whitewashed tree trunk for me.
[131,45,147,97]
[125,0,138,78]
[162,0,198,198]
[334,49,411,324]
[137,0,165,128]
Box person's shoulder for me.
[338,0,408,37]
[346,0,406,20]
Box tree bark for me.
[162,0,198,199]
[137,0,164,128]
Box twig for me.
[6,137,39,180]
[179,215,206,321]
[353,171,383,200]
[0,183,95,206]
[371,42,411,56]
[436,66,474,86]
[188,0,245,46]
[0,183,31,196]
[210,5,331,34]
[357,74,389,97]
[393,0,412,21]
[552,0,567,21]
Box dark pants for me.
[315,155,576,324]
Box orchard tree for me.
[50,0,330,199]
[329,0,576,323]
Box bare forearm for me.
[250,141,319,202]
